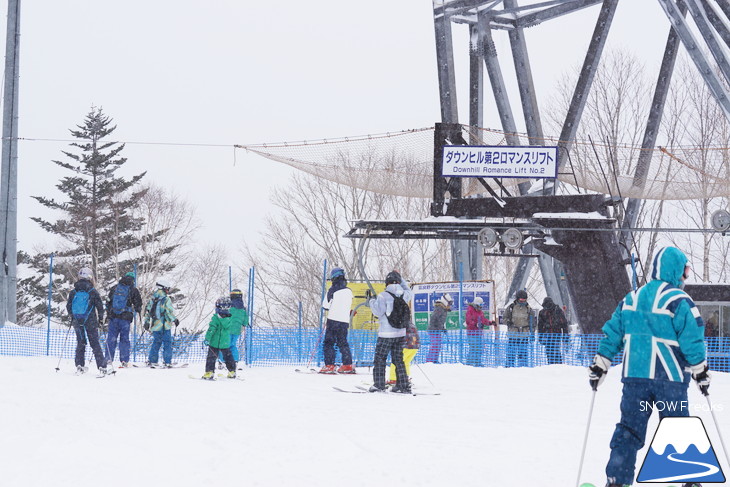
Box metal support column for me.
[656,0,730,119]
[555,0,619,173]
[0,0,21,326]
[622,1,686,254]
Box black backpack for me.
[386,291,410,329]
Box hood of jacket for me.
[385,283,404,296]
[152,288,167,300]
[230,297,245,309]
[75,279,94,292]
[120,275,135,287]
[650,246,687,287]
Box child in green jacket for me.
[202,297,237,380]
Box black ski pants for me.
[73,321,107,369]
[372,336,407,389]
[205,346,236,373]
[323,319,352,366]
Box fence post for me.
[132,263,138,363]
[298,301,303,363]
[46,253,54,355]
[459,262,464,364]
[317,259,328,367]
[246,266,255,366]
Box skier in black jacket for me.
[66,267,107,375]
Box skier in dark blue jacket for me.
[105,272,143,367]
[66,267,107,375]
[588,247,709,487]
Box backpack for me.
[71,290,92,321]
[386,291,410,329]
[149,296,164,322]
[111,283,133,315]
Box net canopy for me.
[238,126,730,201]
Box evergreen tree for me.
[18,107,147,324]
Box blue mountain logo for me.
[637,416,725,483]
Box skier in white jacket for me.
[368,270,413,393]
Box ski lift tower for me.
[428,0,730,332]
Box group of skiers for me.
[318,247,712,486]
[67,267,249,378]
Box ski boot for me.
[201,371,215,380]
[119,361,129,368]
[227,370,236,379]
[164,363,173,369]
[337,364,356,374]
[318,365,336,374]
[368,384,387,393]
[98,367,108,376]
[75,365,87,375]
[391,383,412,394]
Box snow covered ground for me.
[2,356,728,487]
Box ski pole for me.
[414,361,436,388]
[704,393,730,470]
[305,325,327,369]
[576,389,597,487]
[54,321,75,372]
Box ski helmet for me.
[472,296,484,307]
[385,270,401,285]
[230,288,243,299]
[516,290,528,301]
[78,267,93,280]
[125,271,136,279]
[156,278,172,290]
[330,267,345,280]
[215,296,232,315]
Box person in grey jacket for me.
[426,293,452,363]
[368,270,413,393]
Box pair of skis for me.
[332,384,440,396]
[131,363,189,369]
[295,367,360,375]
[73,366,116,379]
[188,373,245,382]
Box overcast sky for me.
[3,1,673,266]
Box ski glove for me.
[588,354,611,391]
[689,361,711,396]
[174,318,180,327]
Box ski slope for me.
[2,356,727,487]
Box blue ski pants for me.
[105,318,131,363]
[148,329,173,365]
[219,334,240,362]
[606,380,689,485]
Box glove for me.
[365,289,374,300]
[143,322,150,331]
[588,354,611,390]
[689,361,710,396]
[174,318,180,327]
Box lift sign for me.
[442,145,559,179]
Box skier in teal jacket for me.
[588,246,709,487]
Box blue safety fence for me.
[1,324,728,372]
